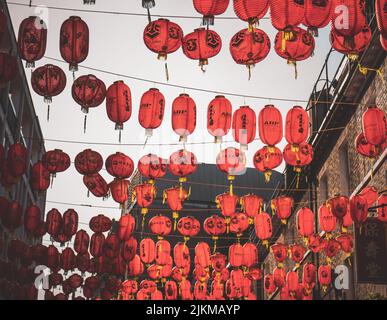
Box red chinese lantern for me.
[318,264,331,292]
[194,281,207,300]
[193,0,230,25]
[290,244,306,268]
[342,206,353,232]
[271,196,294,224]
[264,274,276,295]
[75,149,103,176]
[61,247,76,273]
[128,255,144,277]
[1,161,18,189]
[271,243,288,267]
[180,279,193,300]
[109,179,130,206]
[30,161,50,192]
[211,252,227,271]
[336,233,354,260]
[207,95,232,143]
[287,271,299,293]
[331,0,366,38]
[242,242,258,267]
[140,238,156,265]
[270,0,305,31]
[149,215,172,239]
[0,52,17,84]
[174,242,191,269]
[63,209,78,237]
[177,216,201,241]
[362,106,386,146]
[169,149,198,181]
[302,263,316,292]
[83,173,109,198]
[195,242,211,268]
[90,233,105,257]
[356,132,386,159]
[204,215,226,251]
[285,106,309,146]
[350,194,369,227]
[376,0,387,37]
[42,149,70,177]
[283,142,314,175]
[163,186,190,227]
[328,195,349,219]
[172,94,197,142]
[377,194,387,222]
[104,233,120,259]
[232,106,257,150]
[303,0,332,36]
[165,281,178,300]
[118,214,135,241]
[133,182,157,219]
[74,229,90,254]
[89,214,112,233]
[229,28,270,79]
[325,238,341,263]
[182,28,222,71]
[308,233,327,253]
[121,237,138,262]
[274,27,315,78]
[46,209,62,238]
[155,240,171,265]
[24,205,41,235]
[318,203,337,234]
[273,267,286,288]
[3,201,23,231]
[216,191,239,221]
[216,147,246,185]
[105,152,134,180]
[60,16,89,72]
[106,81,132,138]
[139,88,165,137]
[229,212,249,237]
[233,0,269,29]
[359,186,378,206]
[143,18,183,60]
[47,245,60,270]
[138,154,167,182]
[253,146,283,182]
[7,142,28,178]
[18,16,47,68]
[240,194,263,224]
[330,25,371,59]
[258,104,283,147]
[296,207,315,241]
[254,212,272,247]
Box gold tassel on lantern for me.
[173,211,179,231]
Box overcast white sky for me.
[8,0,342,234]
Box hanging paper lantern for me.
[254,212,272,247]
[90,233,105,257]
[195,242,211,268]
[104,233,121,259]
[24,205,41,235]
[18,16,47,68]
[106,80,132,134]
[61,247,76,272]
[229,28,270,79]
[149,215,172,239]
[83,173,109,198]
[46,209,62,238]
[240,194,263,224]
[0,52,17,84]
[302,263,316,292]
[139,88,165,137]
[128,255,144,277]
[233,0,269,29]
[242,242,258,267]
[330,25,371,59]
[328,195,349,219]
[274,27,315,78]
[138,154,167,182]
[7,142,28,178]
[211,252,227,271]
[75,149,103,176]
[118,214,135,241]
[290,244,306,268]
[172,94,197,142]
[336,233,354,261]
[204,215,226,250]
[377,194,387,222]
[303,0,332,36]
[177,216,201,241]
[169,149,198,181]
[350,194,369,227]
[285,106,309,146]
[356,132,386,159]
[318,203,337,234]
[342,206,353,232]
[207,95,232,143]
[46,245,60,271]
[253,146,283,182]
[74,229,90,254]
[60,16,89,72]
[331,0,366,38]
[30,161,50,192]
[31,64,66,120]
[121,237,138,262]
[182,28,222,70]
[133,182,157,217]
[165,281,178,300]
[308,233,327,253]
[155,240,172,265]
[140,238,156,265]
[271,243,288,267]
[89,214,112,233]
[359,186,378,207]
[273,267,286,288]
[216,147,246,185]
[193,0,230,25]
[296,207,315,241]
[216,192,239,220]
[258,104,283,147]
[286,271,299,293]
[109,179,130,206]
[271,196,294,225]
[63,209,78,237]
[42,149,70,177]
[264,274,276,295]
[229,212,249,237]
[174,242,191,269]
[143,19,183,60]
[228,243,244,267]
[318,264,331,292]
[270,0,305,31]
[283,142,314,173]
[362,106,386,146]
[232,106,257,150]
[324,238,341,263]
[163,186,190,225]
[105,152,134,180]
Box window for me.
[339,143,350,196]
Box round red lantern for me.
[253,146,283,182]
[216,147,246,184]
[271,243,288,267]
[331,0,366,38]
[356,132,386,159]
[350,194,369,227]
[318,203,337,234]
[290,244,307,267]
[83,173,109,198]
[318,264,331,292]
[182,28,222,70]
[109,179,130,206]
[229,28,270,79]
[138,154,167,182]
[297,207,315,240]
[143,18,183,60]
[18,16,47,68]
[240,194,263,223]
[204,215,226,250]
[169,149,198,181]
[232,106,257,150]
[328,195,349,219]
[149,215,172,239]
[207,95,232,143]
[270,0,305,31]
[177,216,200,241]
[303,0,332,36]
[362,106,386,146]
[118,214,135,241]
[105,152,134,180]
[60,16,89,72]
[254,212,272,247]
[74,149,103,176]
[274,27,315,78]
[233,0,269,29]
[89,214,112,233]
[258,104,283,147]
[229,212,249,237]
[42,149,70,177]
[302,263,316,291]
[264,274,276,295]
[31,64,66,120]
[3,201,23,231]
[139,88,165,137]
[359,186,379,206]
[285,106,309,146]
[271,196,293,225]
[134,182,157,217]
[283,142,314,173]
[106,80,132,134]
[0,52,17,84]
[193,0,230,25]
[7,142,28,178]
[30,161,50,192]
[172,94,197,142]
[165,281,178,300]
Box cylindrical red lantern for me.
[271,243,288,267]
[106,81,132,132]
[172,94,197,142]
[18,16,47,68]
[182,28,222,70]
[90,233,105,257]
[331,0,366,37]
[287,271,299,292]
[7,142,28,178]
[109,179,130,206]
[271,196,294,224]
[207,95,232,143]
[46,208,62,238]
[296,207,315,240]
[318,264,331,292]
[74,229,90,254]
[30,161,50,193]
[60,16,89,71]
[264,274,276,295]
[240,194,263,223]
[303,0,332,36]
[139,88,165,137]
[233,0,269,28]
[118,214,136,241]
[134,182,157,216]
[140,238,156,265]
[83,173,109,198]
[193,0,230,25]
[254,212,272,247]
[350,194,369,227]
[318,203,337,234]
[285,106,309,146]
[362,106,386,146]
[258,104,283,147]
[63,209,78,237]
[232,106,257,150]
[195,242,211,268]
[24,205,42,235]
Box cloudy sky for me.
[8,0,342,234]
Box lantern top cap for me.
[215,95,225,98]
[149,88,159,91]
[179,93,190,97]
